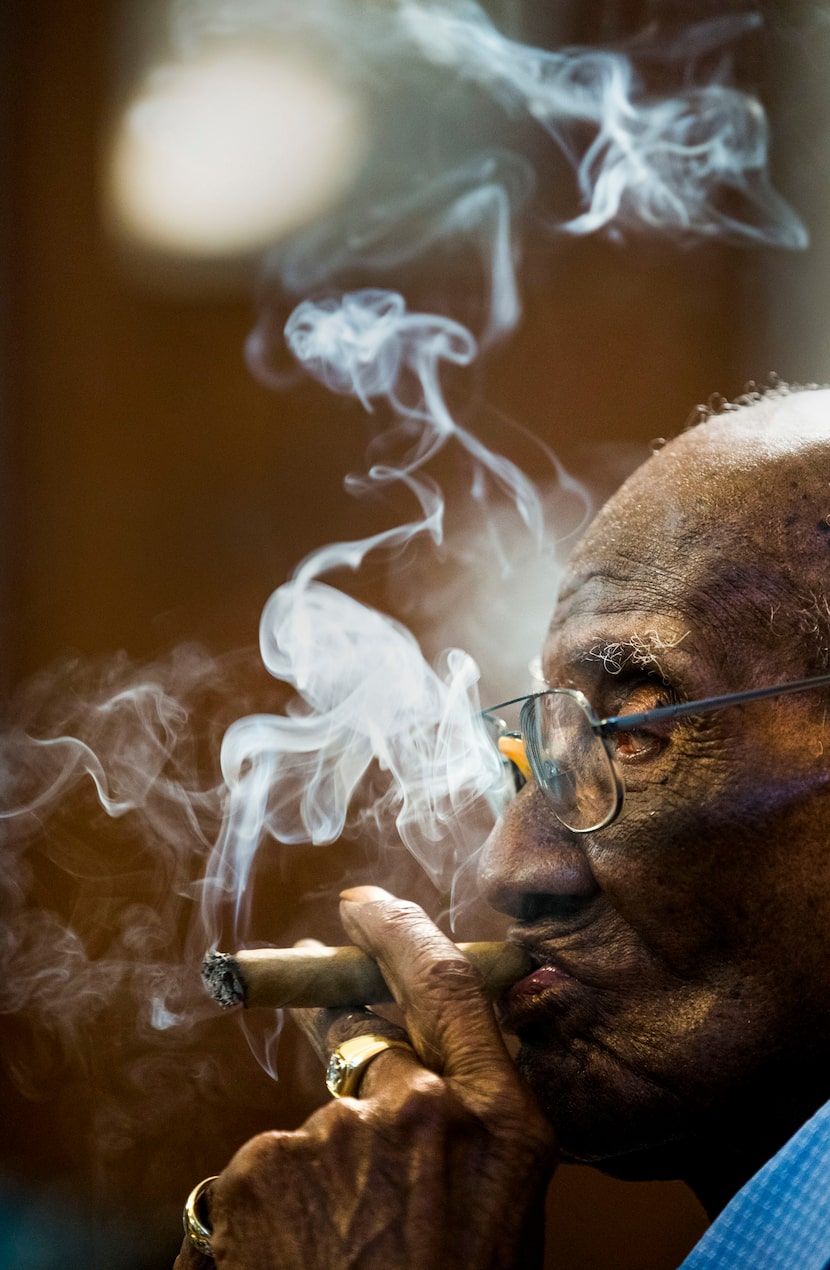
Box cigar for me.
[202,942,532,1010]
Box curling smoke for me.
[196,1,807,952]
[175,2,806,262]
[0,1,808,1098]
[209,284,549,939]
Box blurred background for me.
[2,0,828,1265]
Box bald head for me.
[589,385,830,541]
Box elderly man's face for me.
[480,395,830,1186]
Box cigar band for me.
[325,1035,415,1098]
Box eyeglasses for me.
[482,672,830,833]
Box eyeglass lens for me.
[522,691,620,832]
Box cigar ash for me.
[202,951,246,1008]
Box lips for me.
[499,940,581,1031]
[510,963,572,997]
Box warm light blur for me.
[108,47,367,256]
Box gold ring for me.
[183,1175,219,1257]
[326,1034,415,1098]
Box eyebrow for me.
[579,630,690,681]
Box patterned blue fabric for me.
[679,1097,830,1269]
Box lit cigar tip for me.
[202,950,246,1009]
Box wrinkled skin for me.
[175,389,830,1265]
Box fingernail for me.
[293,937,325,949]
[339,885,391,904]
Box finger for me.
[291,1004,407,1065]
[173,1235,214,1268]
[291,1002,430,1105]
[338,887,517,1092]
[290,934,424,1103]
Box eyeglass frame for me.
[482,671,830,833]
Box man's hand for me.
[175,887,557,1269]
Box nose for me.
[478,783,600,921]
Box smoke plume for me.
[1,0,807,1114]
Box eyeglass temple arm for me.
[497,734,533,780]
[597,672,830,735]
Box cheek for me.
[585,793,723,932]
[590,769,829,993]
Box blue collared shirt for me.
[679,1097,830,1268]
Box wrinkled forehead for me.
[549,390,830,678]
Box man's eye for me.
[612,728,663,761]
[606,682,677,762]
